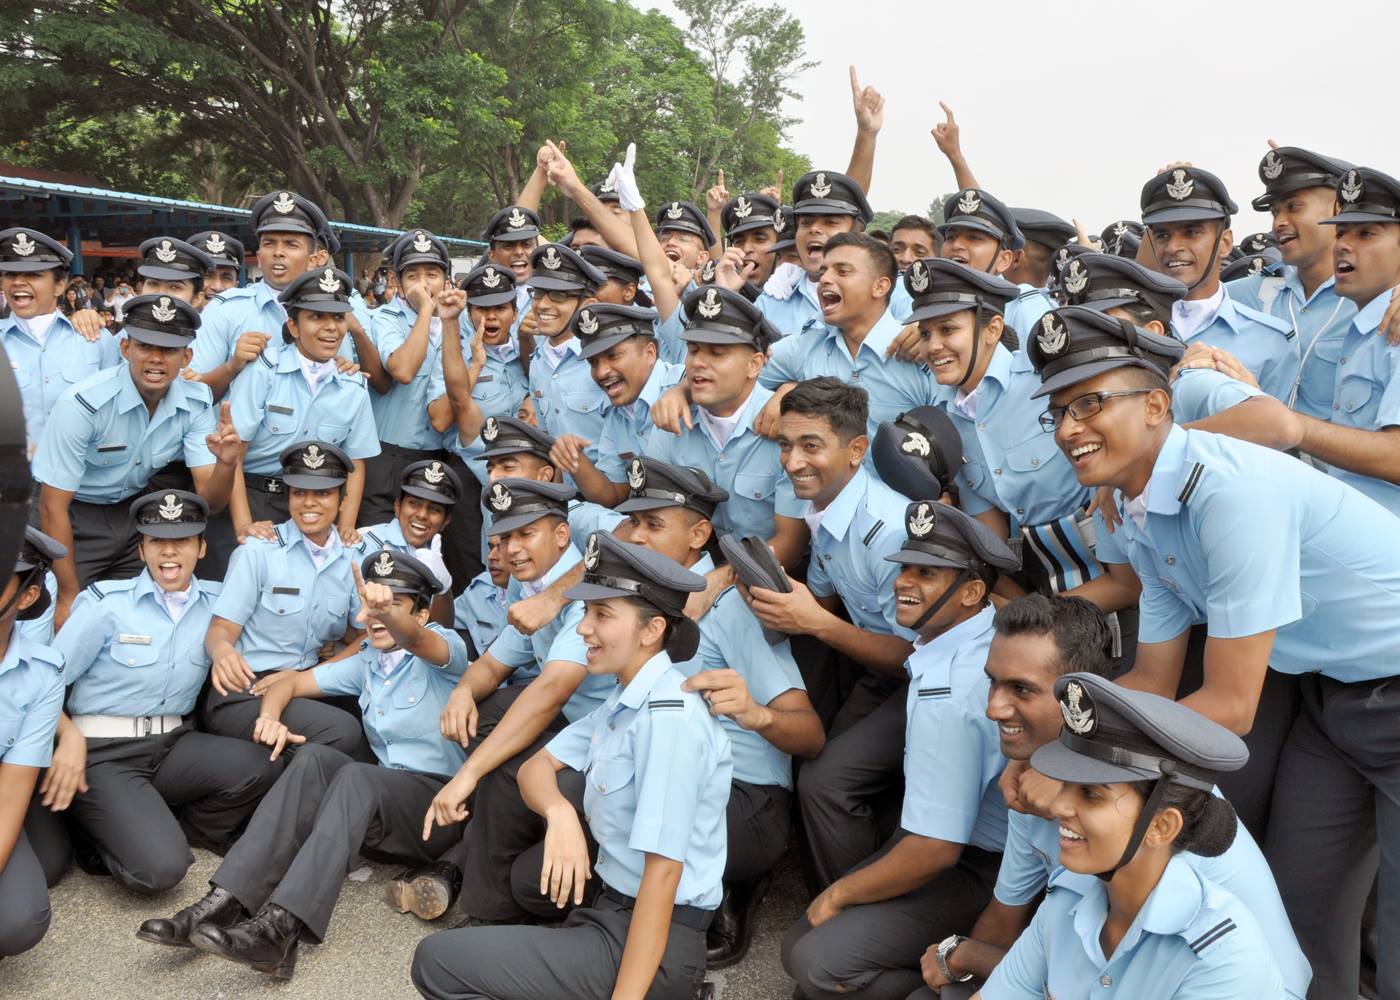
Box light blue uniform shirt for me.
[1169,367,1263,424]
[56,572,220,717]
[368,300,472,450]
[528,337,607,462]
[1101,425,1400,681]
[192,281,286,374]
[446,343,532,485]
[933,345,1089,528]
[0,635,65,768]
[761,307,933,442]
[983,857,1285,1000]
[1321,289,1400,516]
[1004,284,1056,340]
[595,360,685,482]
[227,343,380,475]
[32,366,217,503]
[313,623,469,776]
[453,570,508,658]
[674,553,805,790]
[652,307,689,366]
[805,466,913,639]
[1178,293,1299,403]
[486,545,612,722]
[350,519,413,561]
[546,651,732,908]
[755,266,821,338]
[644,383,804,542]
[1227,268,1355,418]
[1,311,121,452]
[212,521,360,673]
[901,607,1006,852]
[889,278,912,324]
[995,803,1310,999]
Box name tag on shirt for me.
[117,634,153,645]
[269,404,295,415]
[476,374,494,383]
[271,586,301,596]
[97,444,127,453]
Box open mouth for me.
[509,259,529,276]
[928,353,959,375]
[998,722,1025,739]
[788,470,819,492]
[155,560,184,584]
[508,556,533,576]
[1335,259,1356,276]
[367,621,391,640]
[8,290,34,309]
[141,365,169,382]
[585,641,601,662]
[297,509,325,527]
[596,373,626,398]
[407,518,431,537]
[818,287,843,315]
[1059,825,1085,847]
[1276,231,1297,248]
[1065,441,1102,469]
[805,241,825,258]
[895,591,923,608]
[944,253,969,265]
[1165,260,1193,272]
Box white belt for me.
[71,714,184,739]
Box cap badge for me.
[1113,221,1128,238]
[303,444,326,470]
[152,297,177,323]
[272,192,296,214]
[482,416,499,442]
[600,176,618,194]
[908,502,936,538]
[205,233,227,256]
[1060,680,1097,736]
[1261,150,1284,180]
[696,288,722,319]
[481,266,502,288]
[507,208,528,230]
[901,431,931,457]
[577,309,599,336]
[773,211,786,234]
[1055,247,1071,267]
[412,231,433,254]
[956,189,981,215]
[908,261,930,293]
[1165,169,1194,201]
[627,458,646,491]
[541,247,562,271]
[318,268,340,293]
[699,259,717,283]
[373,552,395,577]
[1341,170,1363,204]
[734,196,753,219]
[583,532,601,570]
[424,461,445,485]
[809,173,832,198]
[1064,259,1088,296]
[154,239,178,264]
[488,483,512,512]
[1249,256,1267,276]
[666,202,684,221]
[1245,235,1267,252]
[159,494,183,521]
[1037,314,1068,356]
[11,232,36,257]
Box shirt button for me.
[128,658,136,665]
[993,468,1002,476]
[1101,975,1113,987]
[408,696,416,704]
[1166,555,1176,565]
[1333,403,1341,411]
[977,422,986,430]
[1340,356,1348,363]
[1030,458,1040,467]
[377,709,384,716]
[1016,508,1024,516]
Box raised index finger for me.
[849,64,859,93]
[940,100,955,124]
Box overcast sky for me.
[641,0,1396,237]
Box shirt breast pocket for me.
[85,437,130,469]
[12,361,32,391]
[111,641,160,670]
[389,671,436,732]
[588,756,636,799]
[1004,432,1057,476]
[62,357,98,384]
[732,471,777,505]
[258,589,306,640]
[315,594,350,639]
[261,406,298,439]
[1338,372,1380,417]
[562,389,603,417]
[316,421,353,445]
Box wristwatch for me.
[936,934,973,983]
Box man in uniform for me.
[189,230,246,303]
[480,204,541,319]
[134,236,215,306]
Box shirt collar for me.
[851,307,903,358]
[1139,424,1191,518]
[956,343,1014,414]
[1355,286,1399,334]
[536,336,581,369]
[632,359,672,411]
[372,647,411,679]
[286,522,344,562]
[1172,285,1226,339]
[617,650,676,710]
[906,605,995,680]
[690,551,716,576]
[521,542,582,596]
[134,570,203,615]
[811,466,868,542]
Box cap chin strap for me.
[910,567,972,632]
[1147,221,1227,296]
[1094,775,1173,882]
[956,302,986,390]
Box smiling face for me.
[288,486,341,543]
[917,308,1003,387]
[1332,221,1400,304]
[139,533,205,592]
[577,596,666,676]
[778,411,865,509]
[624,506,709,567]
[1049,368,1171,491]
[1,269,63,317]
[529,289,587,341]
[364,593,429,649]
[940,226,1011,274]
[1050,781,1150,872]
[892,563,982,635]
[491,238,537,281]
[657,229,709,270]
[1145,220,1230,297]
[120,337,192,400]
[500,516,569,583]
[394,494,449,547]
[288,307,348,362]
[257,232,315,290]
[485,452,555,484]
[685,341,763,416]
[1271,187,1337,272]
[588,335,656,407]
[817,243,890,327]
[985,631,1067,761]
[796,214,856,277]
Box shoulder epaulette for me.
[1188,917,1237,955]
[862,520,884,546]
[648,698,685,712]
[257,349,276,370]
[74,392,98,415]
[1177,462,1205,505]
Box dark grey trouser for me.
[213,743,459,941]
[200,675,366,760]
[68,498,143,587]
[0,820,51,958]
[412,890,708,1000]
[797,678,907,892]
[1267,673,1400,1000]
[783,837,1001,1000]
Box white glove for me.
[415,535,453,594]
[610,143,645,213]
[764,261,805,299]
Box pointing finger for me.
[940,100,954,124]
[848,64,859,92]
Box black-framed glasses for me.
[1039,389,1151,432]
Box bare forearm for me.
[0,767,39,874]
[813,613,912,674]
[39,491,78,599]
[1298,416,1400,483]
[1184,397,1301,452]
[846,128,879,194]
[199,360,242,399]
[571,457,626,507]
[1117,632,1189,698]
[629,210,681,321]
[387,314,433,383]
[748,699,824,759]
[567,183,639,258]
[463,673,574,782]
[830,836,959,908]
[340,462,366,529]
[1064,563,1142,614]
[518,749,569,819]
[613,856,682,1000]
[192,461,237,515]
[349,318,391,393]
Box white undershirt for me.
[298,352,337,396]
[156,582,194,623]
[538,338,573,370]
[1122,484,1150,532]
[1171,286,1225,341]
[304,531,341,569]
[15,311,59,346]
[698,406,744,450]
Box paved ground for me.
[1,847,807,999]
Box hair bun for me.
[1181,795,1238,858]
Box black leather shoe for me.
[136,886,246,948]
[385,861,462,920]
[189,902,302,979]
[705,873,772,969]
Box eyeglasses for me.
[1039,389,1151,432]
[526,288,580,303]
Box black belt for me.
[602,886,713,930]
[245,474,285,494]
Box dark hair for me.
[1114,363,1171,393]
[1017,240,1053,287]
[823,231,897,297]
[1129,781,1238,858]
[891,215,937,242]
[992,594,1113,677]
[1114,299,1171,329]
[779,376,869,442]
[868,229,891,244]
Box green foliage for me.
[0,0,812,234]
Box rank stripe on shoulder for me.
[84,582,106,600]
[1189,918,1237,954]
[862,520,884,546]
[1177,462,1205,505]
[917,686,952,698]
[648,699,684,711]
[75,393,97,415]
[257,350,275,369]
